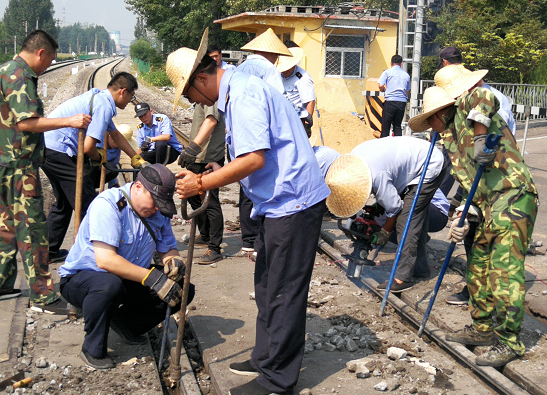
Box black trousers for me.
[187,161,224,252]
[239,186,260,250]
[381,101,407,137]
[60,270,194,358]
[250,200,326,393]
[142,141,180,165]
[42,149,97,254]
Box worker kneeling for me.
[58,164,194,369]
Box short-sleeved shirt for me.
[378,65,410,103]
[351,136,444,217]
[44,89,117,157]
[0,56,44,168]
[313,145,341,178]
[58,183,177,276]
[282,65,316,118]
[218,68,330,219]
[189,103,225,163]
[236,55,285,94]
[221,61,235,70]
[482,83,516,136]
[136,113,182,153]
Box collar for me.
[218,68,236,113]
[246,54,268,62]
[104,89,117,117]
[283,65,299,80]
[14,55,38,79]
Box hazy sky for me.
[0,0,138,46]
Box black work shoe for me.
[377,280,414,293]
[229,378,289,395]
[446,286,470,305]
[229,359,259,377]
[31,298,70,315]
[0,288,22,300]
[49,249,69,263]
[110,316,148,345]
[80,347,115,369]
[475,341,520,367]
[198,249,223,265]
[445,324,496,346]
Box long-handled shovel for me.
[417,133,501,337]
[380,131,439,316]
[74,128,86,238]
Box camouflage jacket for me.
[0,55,44,168]
[441,87,537,212]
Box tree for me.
[57,23,115,54]
[134,16,147,41]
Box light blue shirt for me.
[58,183,177,276]
[221,60,235,70]
[482,83,516,136]
[136,113,183,153]
[236,54,285,94]
[45,89,117,157]
[282,65,315,118]
[218,68,330,219]
[313,145,341,178]
[378,65,410,103]
[431,189,449,216]
[351,136,444,217]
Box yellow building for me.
[215,5,398,114]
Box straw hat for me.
[408,86,456,133]
[241,28,292,56]
[325,155,372,218]
[166,28,209,112]
[434,64,488,98]
[276,47,304,72]
[116,124,139,150]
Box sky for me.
[0,0,138,46]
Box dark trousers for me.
[142,141,180,165]
[239,186,260,250]
[188,161,224,252]
[60,270,194,358]
[251,200,326,393]
[395,160,448,281]
[42,149,97,254]
[381,101,407,137]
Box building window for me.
[325,35,366,78]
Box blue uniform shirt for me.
[282,65,316,118]
[136,113,183,153]
[236,55,285,94]
[221,61,235,70]
[58,183,177,276]
[313,145,341,178]
[218,68,330,219]
[378,65,410,103]
[45,88,117,157]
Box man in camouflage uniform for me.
[410,84,538,367]
[0,30,90,312]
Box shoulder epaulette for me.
[137,123,144,129]
[295,72,303,79]
[117,196,127,211]
[155,117,163,122]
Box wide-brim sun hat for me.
[276,47,304,72]
[408,86,456,133]
[325,155,372,218]
[116,124,139,151]
[434,64,488,99]
[241,28,292,56]
[166,28,209,113]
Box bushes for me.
[142,67,171,87]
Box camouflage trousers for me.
[468,189,538,355]
[0,165,56,304]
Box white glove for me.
[456,204,482,223]
[448,217,469,243]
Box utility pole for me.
[69,43,71,54]
[36,20,38,29]
[13,35,16,55]
[410,0,425,121]
[24,21,28,36]
[77,37,79,54]
[94,34,97,53]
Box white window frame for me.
[324,34,367,79]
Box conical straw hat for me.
[116,124,139,151]
[276,47,304,72]
[241,28,292,56]
[408,86,456,133]
[434,64,488,99]
[166,28,209,113]
[325,155,372,218]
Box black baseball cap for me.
[438,46,462,69]
[137,164,177,218]
[134,102,151,118]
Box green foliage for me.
[142,67,172,87]
[530,55,547,85]
[130,38,161,64]
[57,23,114,55]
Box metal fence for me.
[132,58,150,75]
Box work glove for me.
[178,141,202,169]
[142,267,182,307]
[456,204,482,223]
[372,228,392,246]
[304,113,313,128]
[131,154,149,169]
[448,216,470,243]
[140,136,152,152]
[163,256,186,282]
[89,148,108,167]
[474,135,497,166]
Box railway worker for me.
[408,76,537,367]
[58,164,193,370]
[134,102,183,165]
[378,54,410,137]
[168,29,330,395]
[207,44,235,70]
[42,72,147,265]
[0,30,91,313]
[326,136,449,289]
[277,46,316,137]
